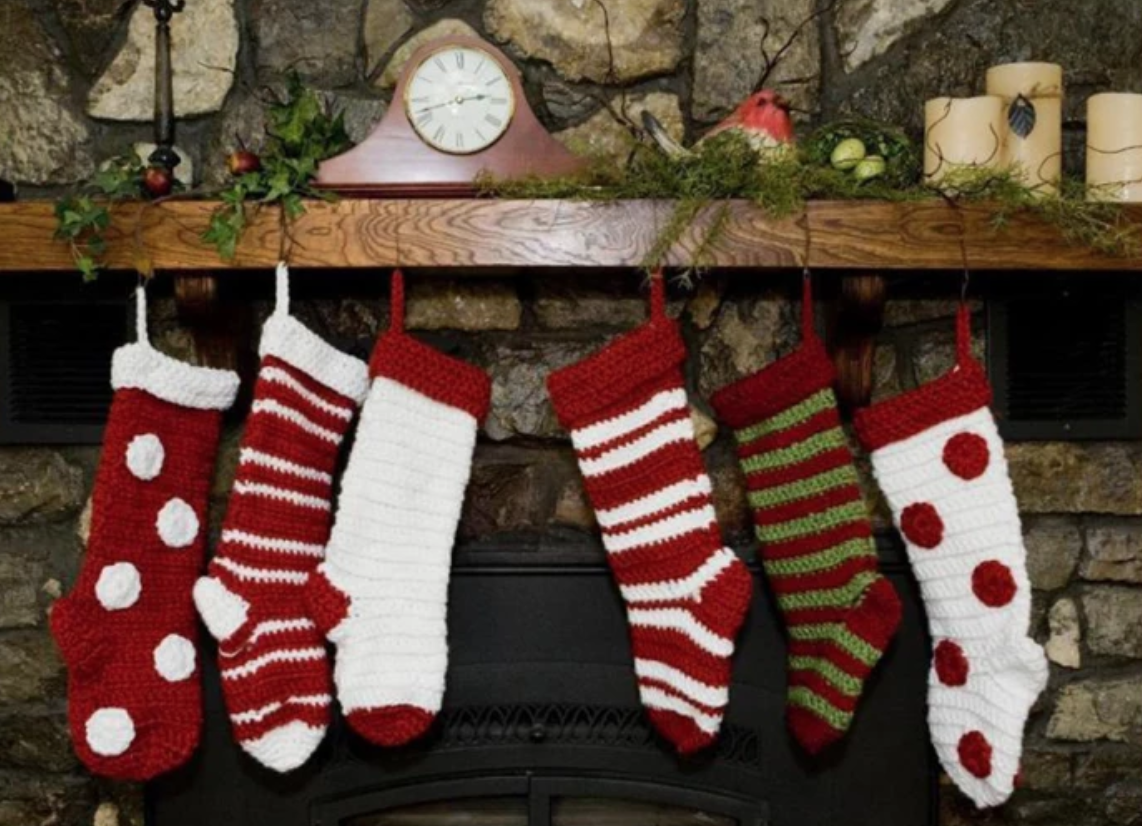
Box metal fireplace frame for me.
[148,537,937,826]
[311,774,766,826]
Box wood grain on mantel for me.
[2,199,1141,272]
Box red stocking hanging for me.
[546,273,752,755]
[194,264,369,772]
[51,286,239,780]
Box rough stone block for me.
[406,280,521,331]
[0,450,85,527]
[0,632,65,705]
[1008,444,1142,515]
[1083,523,1142,584]
[1024,517,1082,591]
[484,0,684,84]
[1045,597,1081,669]
[693,0,819,122]
[0,0,94,185]
[87,0,237,120]
[1081,586,1142,659]
[249,0,359,86]
[1048,677,1142,744]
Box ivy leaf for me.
[1008,95,1037,140]
[282,193,306,220]
[77,256,98,282]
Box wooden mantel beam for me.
[2,199,1141,273]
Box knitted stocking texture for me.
[51,288,239,780]
[194,265,369,772]
[307,271,490,747]
[547,274,752,755]
[710,276,901,755]
[854,305,1047,808]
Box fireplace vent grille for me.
[408,703,760,768]
[988,294,1142,440]
[0,299,128,444]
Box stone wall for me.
[1,2,1142,826]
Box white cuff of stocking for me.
[260,313,369,405]
[112,343,239,411]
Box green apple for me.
[830,138,867,171]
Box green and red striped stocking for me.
[710,275,901,754]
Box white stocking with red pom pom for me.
[854,305,1047,808]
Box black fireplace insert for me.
[147,537,936,826]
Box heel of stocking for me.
[49,596,110,678]
[193,575,254,657]
[845,576,902,660]
[305,567,351,639]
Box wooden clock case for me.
[315,35,586,197]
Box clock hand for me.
[413,94,490,115]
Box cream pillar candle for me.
[985,62,1064,194]
[1086,93,1142,202]
[923,96,1005,186]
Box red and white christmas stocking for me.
[306,271,490,747]
[50,287,239,780]
[854,305,1048,808]
[193,264,369,772]
[546,273,752,755]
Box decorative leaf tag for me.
[1008,94,1037,140]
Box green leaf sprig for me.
[204,74,352,259]
[54,154,146,280]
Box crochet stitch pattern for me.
[194,264,369,772]
[307,271,491,748]
[51,288,239,780]
[547,273,752,755]
[854,304,1047,808]
[710,276,900,754]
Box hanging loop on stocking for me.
[649,269,667,322]
[390,269,406,334]
[134,284,149,344]
[801,268,818,343]
[800,214,818,343]
[275,261,291,317]
[956,269,973,367]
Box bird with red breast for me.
[642,89,796,161]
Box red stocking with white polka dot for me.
[854,305,1047,808]
[50,287,239,780]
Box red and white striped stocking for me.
[194,264,369,772]
[51,287,239,780]
[854,305,1048,808]
[546,274,752,755]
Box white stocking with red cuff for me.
[854,306,1047,808]
[193,264,369,772]
[306,271,491,748]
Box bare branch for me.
[755,0,842,92]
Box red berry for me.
[227,150,262,176]
[142,166,173,198]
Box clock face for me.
[404,46,516,155]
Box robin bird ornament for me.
[643,90,796,161]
